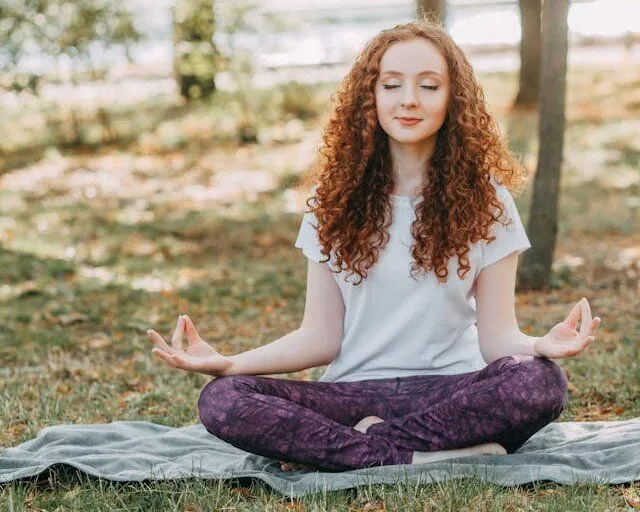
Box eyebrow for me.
[380,70,443,78]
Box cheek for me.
[375,95,394,119]
[437,93,450,118]
[375,102,396,131]
[424,96,449,125]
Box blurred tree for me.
[513,0,541,108]
[517,0,570,291]
[0,0,141,145]
[0,0,141,95]
[216,1,262,143]
[416,0,446,22]
[173,0,217,101]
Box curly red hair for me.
[305,19,527,285]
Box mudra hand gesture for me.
[534,298,602,358]
[147,315,232,375]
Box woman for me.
[147,20,601,472]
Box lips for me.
[397,117,422,126]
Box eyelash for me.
[382,85,439,91]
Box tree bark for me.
[514,0,541,108]
[517,0,570,290]
[173,0,217,101]
[416,0,446,23]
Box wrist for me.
[531,336,546,357]
[514,331,544,358]
[218,356,237,377]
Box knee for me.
[197,376,239,433]
[509,356,568,418]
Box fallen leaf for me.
[230,487,257,500]
[277,501,304,511]
[56,383,72,396]
[623,487,640,508]
[361,501,386,512]
[8,422,27,437]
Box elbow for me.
[478,327,528,364]
[479,345,499,365]
[477,330,497,364]
[477,338,493,364]
[321,352,339,366]
[298,325,342,366]
[477,328,512,364]
[322,332,342,364]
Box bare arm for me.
[476,251,601,364]
[475,251,538,364]
[149,258,345,376]
[223,259,345,375]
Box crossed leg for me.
[197,356,568,471]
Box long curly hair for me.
[305,19,527,285]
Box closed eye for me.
[382,85,440,91]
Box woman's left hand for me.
[533,298,601,359]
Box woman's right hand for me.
[147,315,233,376]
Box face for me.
[375,38,450,151]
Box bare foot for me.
[412,442,507,465]
[353,415,385,433]
[279,461,317,472]
[280,416,386,471]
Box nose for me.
[400,85,419,108]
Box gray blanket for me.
[1,418,639,497]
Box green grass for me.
[1,471,635,510]
[1,64,640,509]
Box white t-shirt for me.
[294,179,531,383]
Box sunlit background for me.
[3,0,640,101]
[1,5,640,499]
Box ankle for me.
[353,415,385,434]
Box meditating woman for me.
[147,20,601,472]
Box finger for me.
[560,328,594,358]
[578,334,596,353]
[564,300,582,329]
[183,315,203,344]
[579,298,592,335]
[171,315,185,351]
[151,347,180,367]
[147,329,176,354]
[152,347,191,371]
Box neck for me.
[388,137,436,196]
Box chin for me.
[389,133,433,145]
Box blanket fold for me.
[1,418,639,497]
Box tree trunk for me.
[517,0,570,291]
[172,0,216,101]
[416,0,446,23]
[513,0,541,108]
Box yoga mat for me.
[1,418,639,497]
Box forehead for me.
[379,38,448,76]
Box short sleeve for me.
[294,211,327,264]
[480,182,531,270]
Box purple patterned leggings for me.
[198,355,568,471]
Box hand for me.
[147,315,233,376]
[533,298,602,359]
